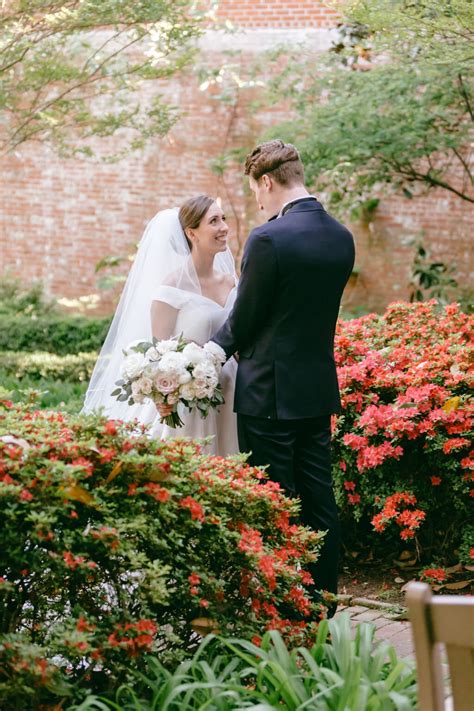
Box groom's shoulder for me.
[246,223,273,246]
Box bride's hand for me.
[157,403,174,418]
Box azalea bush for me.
[0,403,324,709]
[333,301,473,559]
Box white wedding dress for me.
[148,285,239,456]
[82,208,239,456]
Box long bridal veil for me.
[82,208,236,422]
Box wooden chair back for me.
[407,581,474,711]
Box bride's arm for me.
[150,300,178,340]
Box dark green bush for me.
[0,314,110,354]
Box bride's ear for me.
[184,228,195,250]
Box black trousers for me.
[238,413,340,598]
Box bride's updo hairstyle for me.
[179,195,215,250]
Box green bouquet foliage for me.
[0,403,324,709]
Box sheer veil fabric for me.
[82,208,238,447]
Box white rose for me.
[143,361,160,379]
[180,382,197,401]
[131,380,146,403]
[182,342,207,366]
[194,383,213,399]
[154,372,179,395]
[145,346,160,362]
[159,350,188,373]
[178,370,192,385]
[156,338,179,355]
[137,376,153,395]
[203,341,226,365]
[193,361,218,384]
[121,353,145,380]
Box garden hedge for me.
[0,315,110,355]
[0,351,97,383]
[0,350,97,381]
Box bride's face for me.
[188,203,229,256]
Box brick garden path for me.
[335,597,414,659]
[336,598,457,705]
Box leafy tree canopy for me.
[0,1,211,159]
[268,0,473,216]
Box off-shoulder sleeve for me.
[151,285,195,310]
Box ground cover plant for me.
[72,614,418,710]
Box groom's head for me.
[245,140,306,219]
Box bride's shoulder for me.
[220,273,237,289]
[162,270,180,288]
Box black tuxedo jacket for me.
[213,198,355,419]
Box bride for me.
[82,195,239,456]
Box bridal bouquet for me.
[111,336,226,427]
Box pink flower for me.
[180,496,205,522]
[420,567,447,583]
[443,438,470,454]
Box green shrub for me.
[333,301,473,560]
[0,314,110,354]
[0,275,57,317]
[72,615,418,710]
[0,351,97,381]
[0,403,324,709]
[459,526,474,566]
[0,372,87,412]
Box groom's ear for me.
[262,174,273,191]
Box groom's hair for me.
[244,140,304,186]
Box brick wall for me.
[1,0,472,316]
[216,0,338,27]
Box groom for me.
[212,139,355,614]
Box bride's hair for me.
[179,195,215,249]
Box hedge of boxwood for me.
[0,315,110,354]
[0,351,97,381]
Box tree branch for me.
[457,73,474,121]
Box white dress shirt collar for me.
[277,195,318,219]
